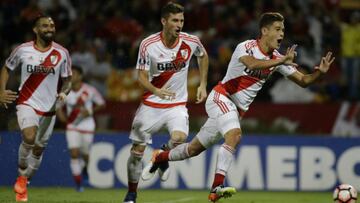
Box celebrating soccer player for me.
[123,2,209,203]
[0,15,72,202]
[142,12,335,202]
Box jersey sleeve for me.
[5,47,22,70]
[60,49,72,78]
[276,64,297,77]
[273,50,297,77]
[136,40,151,71]
[234,40,252,59]
[91,87,105,106]
[192,36,206,57]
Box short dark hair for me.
[259,12,284,29]
[161,2,184,19]
[72,65,84,75]
[33,13,52,28]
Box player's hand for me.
[0,90,18,109]
[56,92,67,102]
[282,45,298,67]
[80,109,91,118]
[196,85,207,104]
[314,52,335,74]
[154,87,175,100]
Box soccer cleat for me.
[76,185,84,192]
[15,190,28,202]
[141,149,163,181]
[158,161,170,181]
[123,192,137,203]
[14,176,28,194]
[208,185,236,202]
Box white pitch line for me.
[144,197,195,203]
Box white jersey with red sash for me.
[214,39,297,112]
[136,32,205,108]
[64,83,105,133]
[6,41,72,115]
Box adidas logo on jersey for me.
[26,64,55,75]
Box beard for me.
[39,32,55,43]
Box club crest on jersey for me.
[50,55,58,65]
[180,49,189,60]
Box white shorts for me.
[197,90,241,148]
[130,104,189,145]
[16,105,56,147]
[66,130,94,154]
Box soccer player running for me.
[142,12,335,202]
[0,15,72,202]
[56,65,105,192]
[123,2,209,203]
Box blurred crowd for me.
[1,0,360,103]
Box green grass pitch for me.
[0,187,332,203]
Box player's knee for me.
[32,145,45,157]
[187,142,204,157]
[130,144,145,161]
[224,128,242,148]
[170,131,187,148]
[70,148,80,159]
[22,128,37,144]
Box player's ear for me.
[33,27,38,35]
[161,17,167,26]
[261,27,268,36]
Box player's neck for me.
[258,38,273,55]
[161,31,178,48]
[72,82,82,91]
[34,38,52,52]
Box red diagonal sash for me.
[67,91,89,124]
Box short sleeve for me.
[276,64,297,77]
[234,41,252,59]
[5,47,22,70]
[91,87,105,106]
[61,49,72,78]
[136,40,151,71]
[192,36,206,57]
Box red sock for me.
[155,151,170,163]
[212,173,225,189]
[74,175,82,186]
[128,182,138,193]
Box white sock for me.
[25,153,43,178]
[168,143,190,161]
[127,150,143,183]
[70,159,82,176]
[18,142,34,176]
[215,144,235,175]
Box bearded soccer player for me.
[142,12,335,202]
[57,65,105,192]
[0,15,72,202]
[123,2,209,203]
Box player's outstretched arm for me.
[196,51,208,103]
[0,65,18,109]
[288,52,335,88]
[137,70,175,100]
[240,45,298,70]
